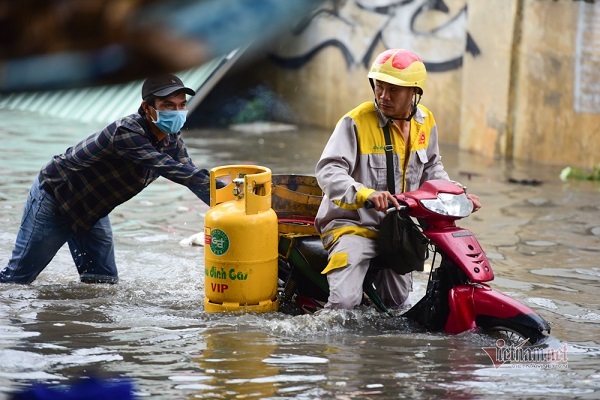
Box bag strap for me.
[382,123,395,194]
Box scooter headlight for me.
[420,192,473,217]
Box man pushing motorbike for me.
[315,48,481,310]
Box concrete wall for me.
[462,0,600,168]
[513,0,600,167]
[258,0,600,169]
[459,0,517,159]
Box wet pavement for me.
[0,109,598,399]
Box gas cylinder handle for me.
[209,165,272,211]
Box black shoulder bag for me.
[375,123,429,275]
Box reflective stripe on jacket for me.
[315,100,449,247]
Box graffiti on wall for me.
[269,0,480,72]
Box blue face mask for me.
[150,108,188,134]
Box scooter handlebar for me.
[364,199,407,213]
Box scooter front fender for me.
[444,285,477,334]
[444,284,550,335]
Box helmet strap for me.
[394,103,418,122]
[385,92,422,122]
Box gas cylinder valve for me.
[233,175,246,199]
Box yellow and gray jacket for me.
[315,100,449,248]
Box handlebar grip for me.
[364,200,398,210]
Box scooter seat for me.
[291,236,329,274]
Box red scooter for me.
[276,178,551,345]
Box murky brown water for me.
[0,109,599,399]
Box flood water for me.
[0,108,599,399]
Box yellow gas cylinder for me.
[203,165,279,312]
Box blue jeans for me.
[0,177,118,284]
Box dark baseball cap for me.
[142,73,196,100]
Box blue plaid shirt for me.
[39,113,211,232]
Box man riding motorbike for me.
[314,48,481,310]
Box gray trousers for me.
[324,235,412,309]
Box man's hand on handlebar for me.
[467,193,481,212]
[366,191,400,212]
